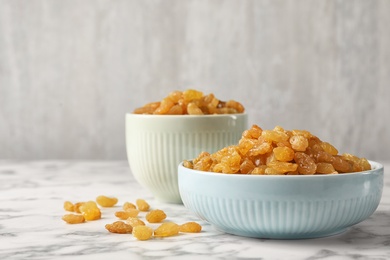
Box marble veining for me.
[0,161,389,260]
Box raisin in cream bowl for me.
[126,113,248,204]
[178,124,384,239]
[126,89,248,204]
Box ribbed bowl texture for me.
[126,113,248,203]
[178,161,384,239]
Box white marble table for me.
[0,160,389,260]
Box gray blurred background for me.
[0,0,389,161]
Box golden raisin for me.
[291,129,312,139]
[123,202,137,211]
[240,158,256,174]
[273,146,295,162]
[167,90,182,103]
[250,165,267,175]
[316,163,337,174]
[153,98,175,115]
[133,89,244,115]
[115,210,139,220]
[73,202,85,213]
[79,201,101,221]
[320,142,338,156]
[62,214,85,224]
[248,140,272,156]
[187,102,204,115]
[126,217,146,227]
[267,161,298,174]
[63,201,75,212]
[133,102,160,114]
[133,226,153,241]
[105,221,133,234]
[183,89,204,102]
[212,146,241,174]
[342,153,371,172]
[360,158,371,171]
[179,222,202,233]
[154,222,180,237]
[136,199,150,211]
[264,167,284,175]
[289,135,309,152]
[96,195,118,207]
[226,100,245,113]
[314,150,334,163]
[184,124,371,175]
[294,152,317,175]
[242,125,262,139]
[262,130,289,144]
[167,104,183,115]
[238,138,255,155]
[332,156,353,173]
[146,209,167,223]
[182,160,194,169]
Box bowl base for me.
[216,227,349,240]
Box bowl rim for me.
[178,160,383,179]
[126,112,248,118]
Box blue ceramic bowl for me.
[178,161,384,239]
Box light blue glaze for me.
[178,161,384,239]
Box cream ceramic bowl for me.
[126,113,248,203]
[178,161,384,239]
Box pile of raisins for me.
[184,124,371,175]
[62,196,201,241]
[133,89,245,115]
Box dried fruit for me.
[183,89,204,102]
[251,165,267,175]
[316,163,337,174]
[63,201,75,212]
[136,199,150,211]
[242,124,262,139]
[79,201,101,221]
[62,197,203,241]
[62,214,85,224]
[133,226,153,240]
[74,202,85,213]
[105,221,133,234]
[240,158,256,174]
[123,202,137,211]
[183,160,194,169]
[332,156,353,173]
[289,135,309,152]
[273,146,295,162]
[133,102,160,114]
[320,142,338,156]
[115,210,139,220]
[96,195,118,207]
[187,102,204,115]
[146,209,167,223]
[153,98,175,115]
[262,130,289,144]
[248,140,272,156]
[179,222,202,233]
[133,89,244,115]
[212,146,241,173]
[126,217,146,227]
[154,222,180,237]
[184,124,371,175]
[226,100,245,113]
[294,152,317,175]
[267,161,298,174]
